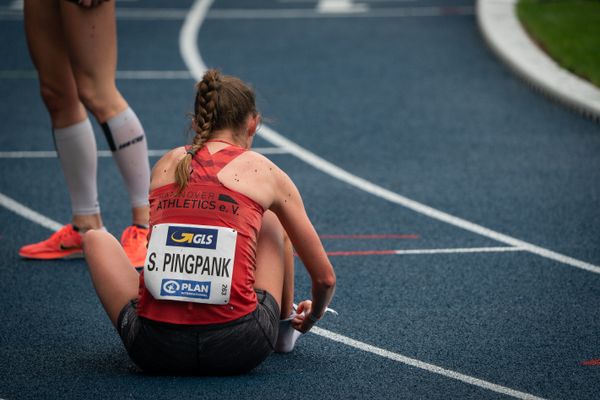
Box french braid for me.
[175,69,221,192]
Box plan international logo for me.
[166,226,218,249]
[160,279,211,299]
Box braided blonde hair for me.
[174,69,257,193]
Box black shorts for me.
[117,289,280,375]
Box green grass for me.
[517,0,600,88]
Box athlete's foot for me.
[19,224,84,260]
[120,225,149,268]
[275,316,302,353]
[274,304,338,353]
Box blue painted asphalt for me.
[1,1,599,399]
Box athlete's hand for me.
[66,0,110,8]
[292,300,318,333]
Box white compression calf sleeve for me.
[101,107,150,208]
[53,118,100,216]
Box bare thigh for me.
[59,0,127,121]
[24,0,85,127]
[83,230,139,326]
[254,211,294,316]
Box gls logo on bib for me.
[166,226,218,249]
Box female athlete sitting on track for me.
[83,69,336,375]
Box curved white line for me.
[0,147,286,159]
[179,2,551,399]
[179,0,213,80]
[179,0,599,276]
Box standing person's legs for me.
[60,1,151,266]
[58,0,125,122]
[20,0,102,260]
[24,0,85,127]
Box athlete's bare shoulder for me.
[150,146,187,190]
[230,149,287,180]
[243,148,278,166]
[217,148,289,208]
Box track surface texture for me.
[0,1,599,399]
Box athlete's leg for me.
[60,1,151,230]
[23,0,102,233]
[58,0,125,122]
[254,213,301,353]
[83,230,139,326]
[254,211,295,318]
[24,0,85,127]
[100,107,151,224]
[280,232,295,318]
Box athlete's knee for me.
[39,83,79,117]
[77,83,104,114]
[76,79,122,119]
[82,229,109,253]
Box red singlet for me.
[137,142,265,324]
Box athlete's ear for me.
[247,113,260,138]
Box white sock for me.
[101,107,150,208]
[53,118,100,215]
[274,305,338,353]
[274,314,302,353]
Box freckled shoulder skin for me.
[151,144,292,213]
[150,146,187,192]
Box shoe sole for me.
[19,250,84,260]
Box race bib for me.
[144,223,237,304]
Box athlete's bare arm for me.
[220,150,335,330]
[268,163,336,332]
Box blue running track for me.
[1,1,599,399]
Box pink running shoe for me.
[120,225,149,268]
[19,224,83,260]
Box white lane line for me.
[0,192,62,232]
[9,0,23,10]
[281,0,416,2]
[392,246,523,255]
[312,327,546,400]
[180,1,549,398]
[316,0,369,13]
[206,6,473,19]
[0,147,287,159]
[0,70,191,80]
[0,151,58,158]
[115,70,191,79]
[0,6,474,20]
[116,8,188,19]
